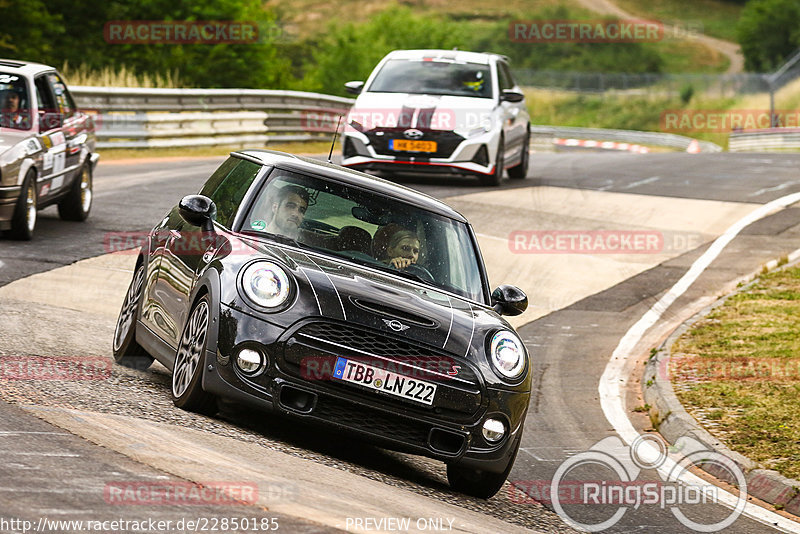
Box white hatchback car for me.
[341,49,530,186]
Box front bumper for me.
[202,305,529,473]
[0,185,21,227]
[341,130,497,177]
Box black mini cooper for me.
[113,150,530,498]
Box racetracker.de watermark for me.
[509,230,663,254]
[509,19,664,43]
[0,356,110,381]
[665,356,800,382]
[301,108,495,133]
[103,481,262,506]
[103,20,284,44]
[661,109,800,132]
[299,355,462,382]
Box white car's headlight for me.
[490,330,526,379]
[241,261,291,308]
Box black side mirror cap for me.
[500,90,525,103]
[179,195,216,232]
[491,284,528,316]
[344,81,365,95]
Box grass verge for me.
[614,0,744,42]
[672,265,800,480]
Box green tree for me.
[0,0,63,61]
[1,0,292,88]
[301,5,469,95]
[737,0,800,71]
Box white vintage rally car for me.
[0,59,98,240]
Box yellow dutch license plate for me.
[390,139,437,153]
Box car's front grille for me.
[279,320,484,419]
[365,129,465,159]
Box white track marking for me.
[748,181,800,198]
[600,191,800,532]
[621,176,660,190]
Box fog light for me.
[236,348,266,376]
[482,418,506,443]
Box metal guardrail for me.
[71,86,722,153]
[71,86,355,149]
[530,125,722,153]
[729,129,800,152]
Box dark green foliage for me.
[0,0,292,88]
[737,0,800,71]
[299,5,469,96]
[1,1,671,90]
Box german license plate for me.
[333,357,437,406]
[389,139,437,153]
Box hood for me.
[349,92,496,133]
[0,130,34,158]
[244,240,495,360]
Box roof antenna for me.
[327,115,343,163]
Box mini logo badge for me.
[403,129,424,140]
[383,319,410,332]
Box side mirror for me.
[500,90,525,103]
[39,111,63,130]
[344,81,365,95]
[491,284,528,316]
[179,195,216,232]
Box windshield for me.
[367,59,493,99]
[243,168,486,303]
[0,72,31,130]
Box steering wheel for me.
[402,263,435,283]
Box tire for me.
[507,131,529,180]
[447,435,521,499]
[6,170,37,240]
[172,295,217,414]
[479,137,504,186]
[58,161,93,221]
[112,263,154,370]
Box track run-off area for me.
[2,151,800,533]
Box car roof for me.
[382,49,507,65]
[233,149,468,223]
[0,59,55,77]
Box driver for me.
[264,185,309,239]
[374,224,421,269]
[1,90,27,128]
[459,69,485,94]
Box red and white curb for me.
[555,138,650,154]
[555,137,704,154]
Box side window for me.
[46,73,75,117]
[35,76,56,114]
[199,157,261,228]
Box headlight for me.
[490,330,526,379]
[241,261,291,308]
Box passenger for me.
[264,185,309,239]
[374,224,421,270]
